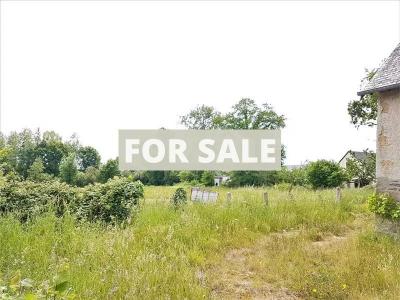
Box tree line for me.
[0,94,376,189]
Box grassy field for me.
[1,186,400,299]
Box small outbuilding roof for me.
[358,43,400,96]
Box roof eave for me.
[357,83,400,96]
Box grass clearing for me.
[1,186,400,299]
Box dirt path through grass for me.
[207,224,361,300]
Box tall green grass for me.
[1,187,399,299]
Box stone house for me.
[358,43,400,201]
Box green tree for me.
[346,150,376,187]
[59,153,78,184]
[279,167,308,187]
[348,69,377,128]
[201,171,215,186]
[181,99,286,187]
[306,160,347,189]
[99,159,121,183]
[223,99,286,186]
[27,157,47,182]
[36,131,69,176]
[180,105,222,129]
[77,146,101,171]
[75,166,100,187]
[178,170,204,184]
[84,166,100,184]
[139,171,180,186]
[221,99,285,130]
[227,171,279,187]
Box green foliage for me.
[346,150,376,186]
[138,171,180,186]
[171,187,187,208]
[74,166,100,187]
[36,131,70,176]
[59,153,78,185]
[181,98,285,131]
[98,159,120,183]
[221,99,285,130]
[0,176,143,223]
[227,171,279,187]
[201,171,215,186]
[279,167,308,187]
[74,177,144,223]
[306,160,348,189]
[0,270,75,299]
[368,193,400,220]
[348,69,378,128]
[181,99,286,187]
[27,157,45,182]
[180,105,222,129]
[0,179,76,221]
[0,187,379,299]
[77,146,101,171]
[178,171,204,185]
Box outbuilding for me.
[358,43,400,200]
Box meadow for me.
[1,186,400,299]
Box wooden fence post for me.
[263,192,269,206]
[226,192,232,204]
[336,187,342,202]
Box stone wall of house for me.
[376,88,400,201]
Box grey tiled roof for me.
[358,43,400,96]
[351,151,368,161]
[339,150,372,164]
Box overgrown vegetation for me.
[170,187,187,208]
[2,186,400,299]
[368,192,400,220]
[0,175,144,223]
[306,160,348,189]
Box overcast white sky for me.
[1,1,399,165]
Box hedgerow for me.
[0,176,143,223]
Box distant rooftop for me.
[358,43,400,96]
[339,150,371,164]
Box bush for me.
[73,177,144,223]
[368,193,400,220]
[171,187,187,208]
[0,179,77,221]
[278,167,308,187]
[0,176,144,223]
[306,160,347,189]
[201,171,215,186]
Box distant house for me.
[339,150,372,188]
[214,175,230,186]
[339,150,368,168]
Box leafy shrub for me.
[306,160,348,189]
[201,171,215,186]
[0,179,77,221]
[368,193,400,220]
[0,176,144,223]
[278,167,308,187]
[171,187,187,208]
[73,177,144,223]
